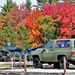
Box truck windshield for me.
[56,40,70,48]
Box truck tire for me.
[59,57,69,69]
[33,57,42,68]
[54,62,60,68]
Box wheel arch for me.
[57,55,67,60]
[32,55,40,60]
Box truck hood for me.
[31,48,44,55]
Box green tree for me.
[16,24,32,49]
[37,0,48,6]
[0,24,31,49]
[35,0,59,10]
[0,0,16,16]
[36,0,59,5]
[38,16,56,43]
[0,25,17,47]
[34,0,47,10]
[25,0,32,11]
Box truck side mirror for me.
[41,49,46,54]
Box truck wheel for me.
[33,57,42,68]
[59,57,69,69]
[54,62,60,68]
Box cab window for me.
[74,41,75,48]
[45,41,53,49]
[56,40,70,48]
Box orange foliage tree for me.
[25,8,43,47]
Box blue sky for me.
[0,0,37,11]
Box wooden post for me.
[11,57,14,70]
[19,55,22,69]
[24,55,27,75]
[64,56,66,75]
[13,55,15,64]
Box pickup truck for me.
[31,39,75,68]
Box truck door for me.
[53,40,71,60]
[41,41,53,62]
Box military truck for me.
[31,39,75,68]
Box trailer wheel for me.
[54,62,60,68]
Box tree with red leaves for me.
[5,4,30,29]
[42,1,75,39]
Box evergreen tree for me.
[0,0,16,16]
[35,0,59,10]
[36,0,59,5]
[0,25,16,47]
[0,24,31,49]
[25,0,32,11]
[16,24,32,49]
